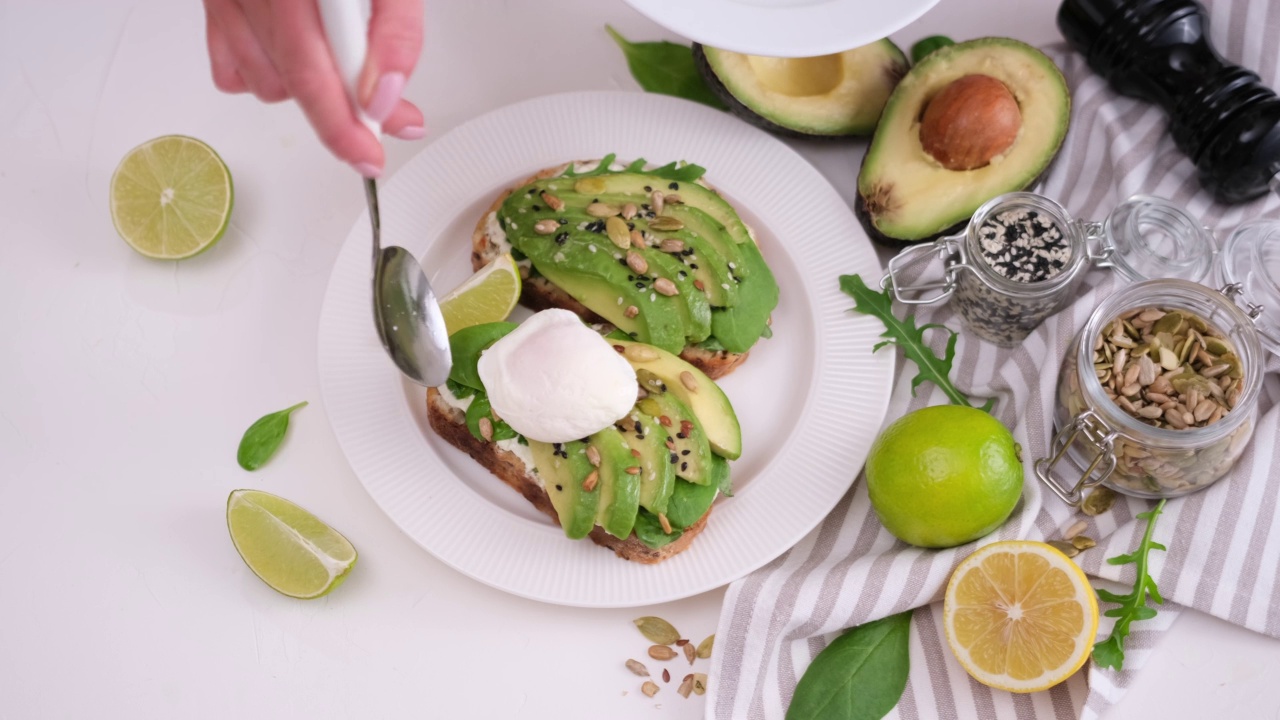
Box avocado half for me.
[855,37,1071,246]
[693,40,908,138]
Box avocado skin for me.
[692,43,906,139]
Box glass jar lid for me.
[1103,195,1216,283]
[1220,219,1280,355]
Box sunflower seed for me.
[626,659,650,677]
[692,674,708,695]
[587,202,618,218]
[621,202,638,220]
[478,417,493,442]
[540,191,564,212]
[641,681,660,697]
[627,251,649,275]
[683,643,695,665]
[625,344,659,362]
[582,470,598,492]
[1063,520,1088,540]
[534,219,559,235]
[659,239,685,253]
[649,645,678,660]
[677,675,694,698]
[586,445,601,467]
[624,305,639,319]
[630,229,646,249]
[679,371,698,392]
[650,190,665,215]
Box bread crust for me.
[427,387,710,564]
[471,162,750,380]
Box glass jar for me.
[1035,279,1263,504]
[885,193,1215,347]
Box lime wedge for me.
[109,135,234,259]
[226,489,357,599]
[439,252,522,334]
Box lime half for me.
[439,252,522,334]
[226,489,357,599]
[109,135,233,259]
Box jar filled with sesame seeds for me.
[1034,220,1280,506]
[883,193,1221,347]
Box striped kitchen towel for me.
[707,1,1280,718]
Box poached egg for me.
[477,309,637,443]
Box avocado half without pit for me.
[694,40,908,138]
[856,37,1071,246]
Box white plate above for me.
[317,91,893,607]
[622,0,940,57]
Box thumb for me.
[358,0,424,124]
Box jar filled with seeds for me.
[884,193,1218,347]
[1036,279,1265,504]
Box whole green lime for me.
[865,405,1023,548]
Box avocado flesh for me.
[589,427,641,539]
[856,37,1070,245]
[616,411,677,515]
[562,174,753,247]
[694,40,908,137]
[638,394,712,486]
[614,339,742,459]
[529,440,599,539]
[636,243,712,343]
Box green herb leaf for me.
[786,612,911,720]
[1091,498,1167,671]
[464,392,517,443]
[605,25,727,110]
[840,274,993,411]
[237,402,308,471]
[560,154,707,183]
[910,35,955,64]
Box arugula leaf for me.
[560,154,707,183]
[839,274,993,411]
[237,402,307,471]
[605,25,727,110]
[1092,498,1167,670]
[786,612,911,720]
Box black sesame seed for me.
[627,222,635,231]
[555,232,568,244]
[531,205,541,212]
[690,264,699,270]
[634,421,643,433]
[668,182,679,190]
[635,282,645,289]
[677,271,687,280]
[676,432,686,439]
[681,450,690,456]
[628,331,638,338]
[555,484,563,491]
[643,185,652,192]
[669,454,678,464]
[681,462,688,471]
[558,218,568,225]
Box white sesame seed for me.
[588,245,597,253]
[617,297,623,305]
[553,252,565,263]
[650,293,656,302]
[721,283,730,290]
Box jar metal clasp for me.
[1033,408,1118,507]
[880,233,967,305]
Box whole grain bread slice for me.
[471,161,749,380]
[426,387,710,564]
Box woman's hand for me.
[203,0,425,177]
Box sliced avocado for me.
[633,208,740,308]
[855,38,1070,245]
[615,410,677,515]
[529,439,598,539]
[693,40,908,138]
[636,243,711,343]
[588,427,641,540]
[663,204,748,279]
[448,322,518,389]
[709,239,778,354]
[509,228,687,353]
[613,339,742,460]
[638,393,711,486]
[559,174,753,248]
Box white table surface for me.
[2,1,1278,718]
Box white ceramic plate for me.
[623,0,940,57]
[317,91,893,607]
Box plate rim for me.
[317,90,894,607]
[619,0,940,57]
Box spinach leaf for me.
[448,322,519,390]
[237,402,308,471]
[605,25,727,111]
[1092,498,1167,670]
[840,274,993,411]
[634,510,682,549]
[465,392,518,443]
[786,613,911,720]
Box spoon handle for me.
[316,0,380,139]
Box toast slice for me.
[471,161,750,380]
[426,387,711,563]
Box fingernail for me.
[391,125,426,140]
[364,72,405,124]
[352,162,382,179]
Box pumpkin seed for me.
[1081,487,1117,516]
[634,616,680,645]
[1071,536,1097,550]
[1047,540,1081,558]
[574,177,607,195]
[696,634,714,659]
[606,216,631,248]
[649,216,685,232]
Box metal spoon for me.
[317,0,451,387]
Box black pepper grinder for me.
[1058,0,1280,203]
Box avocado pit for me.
[920,74,1022,171]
